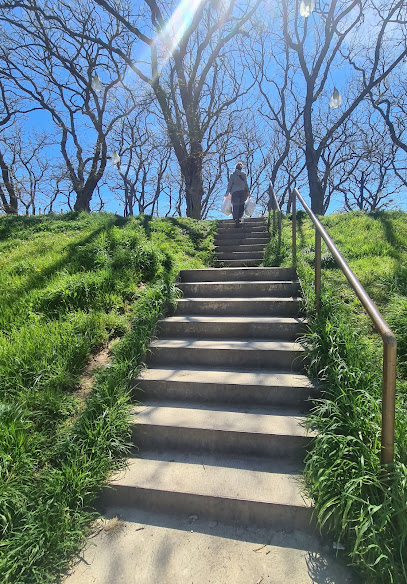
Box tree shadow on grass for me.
[2,215,123,318]
[372,211,404,260]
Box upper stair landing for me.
[215,216,269,267]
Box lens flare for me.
[157,0,205,54]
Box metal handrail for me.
[291,188,397,466]
[267,182,282,247]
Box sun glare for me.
[157,0,205,54]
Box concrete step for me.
[215,229,268,240]
[216,228,268,237]
[214,236,269,246]
[214,259,263,267]
[175,297,301,316]
[131,403,312,458]
[216,250,264,260]
[217,217,267,228]
[177,281,301,298]
[101,451,313,531]
[215,243,266,253]
[133,366,318,408]
[156,315,306,340]
[217,220,267,228]
[147,338,306,371]
[179,267,296,282]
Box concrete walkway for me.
[64,507,355,584]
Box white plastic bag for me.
[244,196,256,217]
[221,194,232,216]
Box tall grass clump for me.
[264,210,407,583]
[0,212,215,584]
[303,288,407,583]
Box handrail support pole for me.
[315,230,321,312]
[381,339,397,466]
[291,192,296,269]
[278,210,282,249]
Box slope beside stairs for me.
[65,217,354,584]
[102,216,318,530]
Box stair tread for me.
[215,248,263,256]
[137,366,315,388]
[110,452,310,509]
[159,315,305,324]
[177,280,299,286]
[132,403,310,438]
[149,338,305,351]
[177,296,301,302]
[180,267,294,274]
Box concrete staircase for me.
[215,216,269,266]
[65,220,357,584]
[101,219,319,532]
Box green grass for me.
[0,212,216,584]
[264,210,407,583]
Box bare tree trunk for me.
[0,150,18,213]
[73,189,92,212]
[181,147,203,220]
[306,150,324,215]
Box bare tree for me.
[8,130,52,215]
[0,78,41,214]
[108,104,174,216]
[342,123,404,211]
[0,4,140,211]
[277,0,407,214]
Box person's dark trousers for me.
[232,190,247,226]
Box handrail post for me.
[278,210,282,250]
[315,230,321,312]
[381,337,397,466]
[291,190,297,269]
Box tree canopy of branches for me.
[0,2,141,211]
[1,0,260,218]
[0,0,406,217]
[252,0,407,214]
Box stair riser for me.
[157,320,305,340]
[133,380,317,409]
[214,238,269,246]
[147,347,306,371]
[214,235,269,246]
[217,222,267,228]
[177,282,300,298]
[216,230,268,238]
[100,487,314,532]
[218,219,267,226]
[218,217,267,222]
[132,424,310,459]
[215,221,270,232]
[215,244,266,253]
[179,268,297,282]
[175,300,301,316]
[215,260,262,267]
[216,251,264,260]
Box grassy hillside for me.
[265,210,407,583]
[0,212,215,584]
